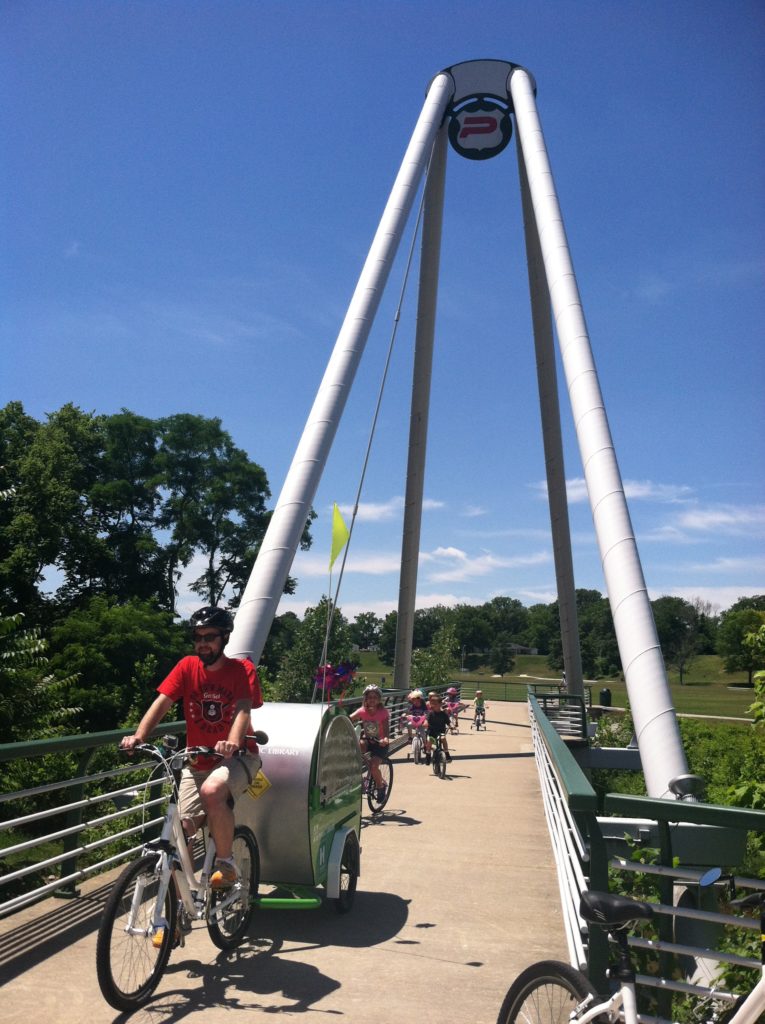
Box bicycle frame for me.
[127,754,242,940]
[724,964,765,1024]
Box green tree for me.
[88,410,166,603]
[0,403,108,620]
[548,590,620,678]
[410,624,458,692]
[452,603,493,666]
[485,595,528,641]
[154,414,273,610]
[489,631,516,676]
[717,606,765,684]
[0,612,80,742]
[651,596,701,684]
[378,610,397,666]
[349,611,382,651]
[260,611,301,679]
[49,596,185,732]
[274,598,353,702]
[524,602,558,655]
[744,625,765,726]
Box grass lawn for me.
[355,652,756,720]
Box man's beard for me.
[198,648,223,667]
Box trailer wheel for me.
[333,831,359,914]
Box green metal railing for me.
[0,720,184,913]
[528,692,765,1019]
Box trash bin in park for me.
[599,688,612,707]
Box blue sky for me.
[3,1,764,624]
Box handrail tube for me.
[604,792,765,831]
[1,842,147,916]
[0,719,183,763]
[0,782,159,832]
[629,935,758,969]
[528,694,598,811]
[0,760,156,806]
[1,799,165,859]
[1,817,164,884]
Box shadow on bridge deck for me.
[1,701,567,1024]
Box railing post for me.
[583,812,610,990]
[54,746,96,898]
[656,820,677,1020]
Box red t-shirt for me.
[240,658,264,710]
[158,655,254,768]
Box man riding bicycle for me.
[120,606,262,888]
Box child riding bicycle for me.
[425,692,452,763]
[404,689,428,738]
[120,606,263,890]
[444,686,467,732]
[350,684,390,802]
[471,689,487,728]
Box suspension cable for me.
[314,139,436,701]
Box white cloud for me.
[531,477,693,505]
[336,495,445,522]
[294,550,402,577]
[462,504,488,518]
[423,546,551,583]
[675,504,765,534]
[683,555,765,575]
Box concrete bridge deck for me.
[1,701,567,1024]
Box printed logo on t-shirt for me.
[188,689,236,736]
[202,699,223,723]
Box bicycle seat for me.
[580,890,654,928]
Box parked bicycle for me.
[96,735,264,1011]
[496,873,765,1024]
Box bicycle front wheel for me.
[497,960,599,1024]
[207,826,260,950]
[412,734,422,765]
[96,854,175,1012]
[366,759,393,813]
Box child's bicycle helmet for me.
[408,689,424,701]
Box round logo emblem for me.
[448,97,512,161]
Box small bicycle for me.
[497,875,765,1024]
[430,733,449,779]
[361,746,393,814]
[446,702,463,734]
[472,705,486,730]
[96,735,264,1011]
[407,714,428,764]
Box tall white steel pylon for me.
[227,59,689,800]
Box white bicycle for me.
[497,878,765,1024]
[96,735,265,1011]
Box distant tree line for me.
[1,401,763,741]
[337,591,765,686]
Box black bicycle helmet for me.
[189,606,234,633]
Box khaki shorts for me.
[178,753,261,822]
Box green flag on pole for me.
[329,503,350,570]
